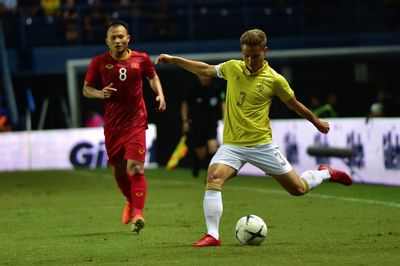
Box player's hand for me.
[316,119,330,134]
[103,83,117,99]
[155,54,173,64]
[155,95,166,112]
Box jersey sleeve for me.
[215,64,225,79]
[273,74,294,102]
[84,57,100,87]
[141,53,156,79]
[216,60,232,80]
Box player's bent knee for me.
[206,173,217,183]
[289,190,305,196]
[287,186,307,196]
[128,164,144,175]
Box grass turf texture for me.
[0,168,399,265]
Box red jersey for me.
[85,50,156,132]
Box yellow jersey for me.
[216,60,294,146]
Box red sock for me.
[114,174,132,202]
[129,173,147,217]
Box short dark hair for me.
[240,29,267,48]
[105,20,129,35]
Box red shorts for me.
[105,128,146,165]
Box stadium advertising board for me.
[1,119,399,186]
[0,124,157,171]
[217,118,400,186]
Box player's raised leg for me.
[318,164,352,186]
[299,165,352,191]
[273,165,352,196]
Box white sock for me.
[203,190,223,240]
[300,170,330,190]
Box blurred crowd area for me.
[1,0,400,47]
[1,0,400,132]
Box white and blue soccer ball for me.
[235,214,268,245]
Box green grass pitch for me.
[0,168,399,265]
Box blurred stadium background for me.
[1,3,400,264]
[1,0,400,167]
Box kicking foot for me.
[192,234,221,247]
[122,202,133,224]
[132,215,145,234]
[318,165,353,186]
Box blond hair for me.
[240,29,267,48]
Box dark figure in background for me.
[181,75,225,177]
[309,95,321,114]
[313,92,339,118]
[367,88,399,122]
[62,0,79,44]
[83,0,110,43]
[146,0,177,40]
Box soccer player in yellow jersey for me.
[156,29,352,247]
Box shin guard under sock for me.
[114,174,132,202]
[129,173,147,216]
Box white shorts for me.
[209,143,293,175]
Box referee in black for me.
[181,75,225,177]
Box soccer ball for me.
[235,214,267,245]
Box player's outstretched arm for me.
[155,54,218,77]
[285,96,330,134]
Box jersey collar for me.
[242,60,269,76]
[109,49,132,61]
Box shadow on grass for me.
[60,231,131,237]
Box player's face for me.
[106,25,130,56]
[241,44,268,73]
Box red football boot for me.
[318,165,353,186]
[122,202,133,224]
[192,234,221,247]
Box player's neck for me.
[110,49,131,60]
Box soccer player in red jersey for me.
[83,20,166,234]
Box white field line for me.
[75,170,400,209]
